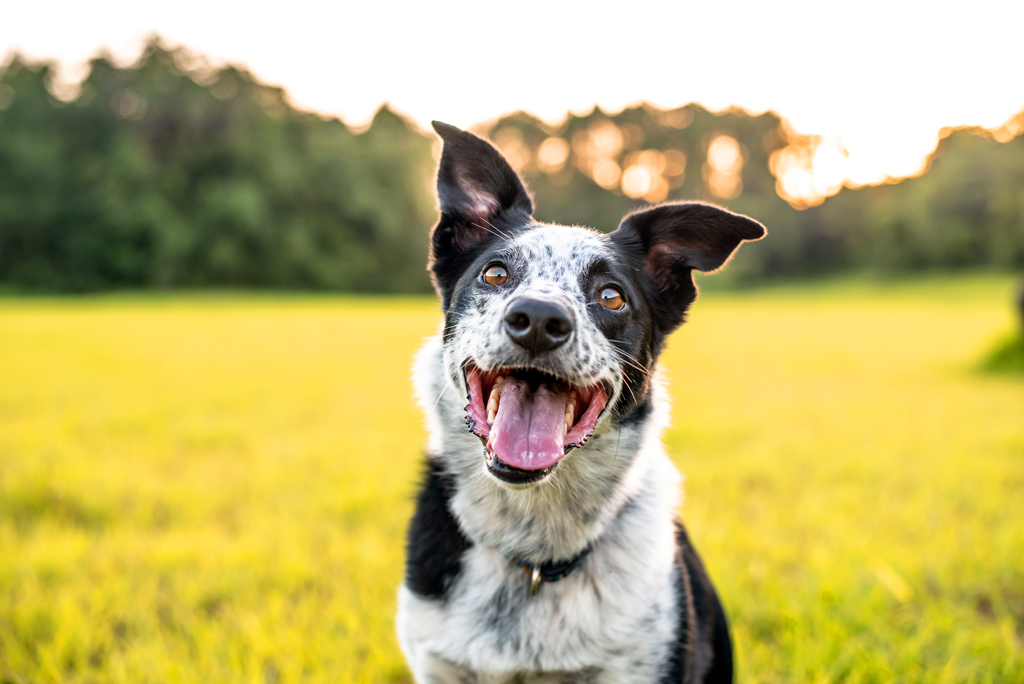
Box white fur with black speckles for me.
[397,224,687,683]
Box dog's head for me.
[428,122,764,488]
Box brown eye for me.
[483,264,508,286]
[599,287,625,310]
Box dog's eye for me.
[483,264,509,286]
[599,287,625,311]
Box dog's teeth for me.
[486,379,503,425]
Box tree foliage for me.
[0,41,436,292]
[808,123,1024,274]
[482,108,1024,283]
[1,38,1022,292]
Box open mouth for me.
[464,364,609,482]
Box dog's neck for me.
[413,333,680,563]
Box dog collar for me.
[506,545,593,596]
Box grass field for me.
[1,277,1022,683]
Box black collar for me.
[501,496,636,596]
[507,544,593,596]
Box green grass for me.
[0,276,1022,683]
[980,332,1024,374]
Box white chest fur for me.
[396,454,683,684]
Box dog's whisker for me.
[606,341,653,376]
[618,368,639,405]
[613,347,648,369]
[616,356,652,379]
[470,220,515,247]
[476,216,515,246]
[431,374,455,408]
[614,353,650,377]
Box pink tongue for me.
[488,377,571,471]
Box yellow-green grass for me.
[0,277,1021,683]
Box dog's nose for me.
[504,297,574,354]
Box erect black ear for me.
[610,201,766,333]
[428,122,533,299]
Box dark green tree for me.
[0,40,436,292]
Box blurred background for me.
[1,2,1023,682]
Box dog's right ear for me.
[428,122,533,300]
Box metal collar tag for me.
[530,567,543,596]
[506,542,595,597]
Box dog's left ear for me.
[610,202,766,333]
[428,122,533,300]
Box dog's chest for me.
[397,544,677,684]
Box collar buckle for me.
[507,543,594,597]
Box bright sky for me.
[3,0,1022,189]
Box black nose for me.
[504,297,574,354]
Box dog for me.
[396,122,765,683]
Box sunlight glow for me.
[620,165,652,198]
[663,149,686,182]
[621,149,670,202]
[704,135,744,200]
[537,137,569,173]
[493,126,530,171]
[2,0,1022,194]
[770,135,848,207]
[992,112,1024,143]
[591,158,621,189]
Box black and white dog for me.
[397,122,765,683]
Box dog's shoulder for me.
[662,521,733,684]
[404,458,472,599]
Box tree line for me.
[1,39,1022,292]
[0,41,436,292]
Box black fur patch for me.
[404,459,473,599]
[440,217,537,332]
[433,213,532,312]
[579,250,660,421]
[429,122,534,309]
[661,521,733,684]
